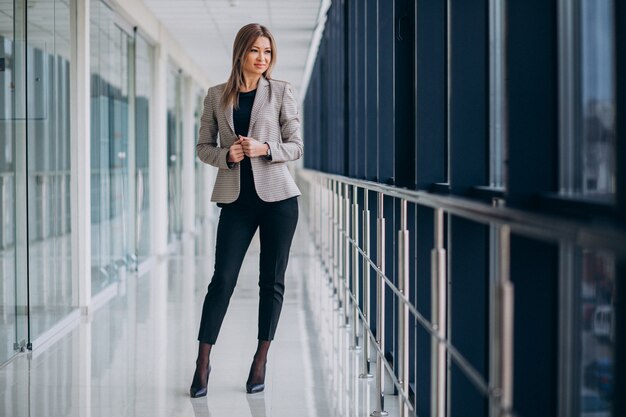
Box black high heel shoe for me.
[190,364,211,398]
[246,361,266,394]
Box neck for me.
[241,73,261,92]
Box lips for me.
[254,64,266,68]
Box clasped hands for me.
[227,135,269,163]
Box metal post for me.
[493,225,514,417]
[331,179,335,276]
[371,192,388,416]
[351,185,362,347]
[360,190,373,378]
[398,200,410,417]
[431,208,447,417]
[332,180,338,309]
[343,183,351,327]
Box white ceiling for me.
[142,0,323,94]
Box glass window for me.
[489,0,506,189]
[578,249,615,415]
[561,247,615,416]
[560,0,616,201]
[579,1,615,198]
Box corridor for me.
[0,213,399,417]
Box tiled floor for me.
[0,213,401,417]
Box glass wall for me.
[166,64,182,242]
[562,248,616,415]
[90,0,133,294]
[135,34,153,261]
[26,0,74,342]
[579,0,615,198]
[1,0,75,362]
[561,0,616,201]
[0,0,21,364]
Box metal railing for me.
[297,168,625,417]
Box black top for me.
[230,89,259,205]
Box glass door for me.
[26,0,75,343]
[90,0,134,294]
[0,0,27,363]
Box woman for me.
[190,23,303,398]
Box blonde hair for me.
[222,23,277,110]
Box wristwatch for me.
[265,144,271,157]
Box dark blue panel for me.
[511,236,558,417]
[506,0,558,206]
[449,217,488,417]
[448,0,488,194]
[394,0,415,188]
[378,0,395,184]
[414,206,434,416]
[347,0,358,177]
[366,0,379,180]
[415,0,446,188]
[356,0,366,178]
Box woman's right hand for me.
[227,138,244,163]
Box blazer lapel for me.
[248,76,269,134]
[224,102,235,135]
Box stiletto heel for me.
[246,361,266,394]
[190,364,211,398]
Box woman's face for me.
[242,36,272,77]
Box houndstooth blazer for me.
[196,76,303,204]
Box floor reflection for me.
[0,215,355,417]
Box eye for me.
[265,50,271,54]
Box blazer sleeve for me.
[267,82,304,163]
[196,87,231,169]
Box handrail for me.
[299,168,626,258]
[299,169,578,417]
[346,235,492,397]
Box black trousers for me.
[197,196,299,344]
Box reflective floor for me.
[0,212,401,417]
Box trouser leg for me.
[257,197,299,340]
[198,206,258,344]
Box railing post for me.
[343,183,351,327]
[491,225,514,417]
[431,208,447,417]
[333,179,340,304]
[351,185,362,348]
[398,199,410,417]
[330,179,335,285]
[360,189,373,378]
[371,192,389,417]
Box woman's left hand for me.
[239,135,269,158]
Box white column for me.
[150,44,169,257]
[70,0,91,310]
[182,76,196,235]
